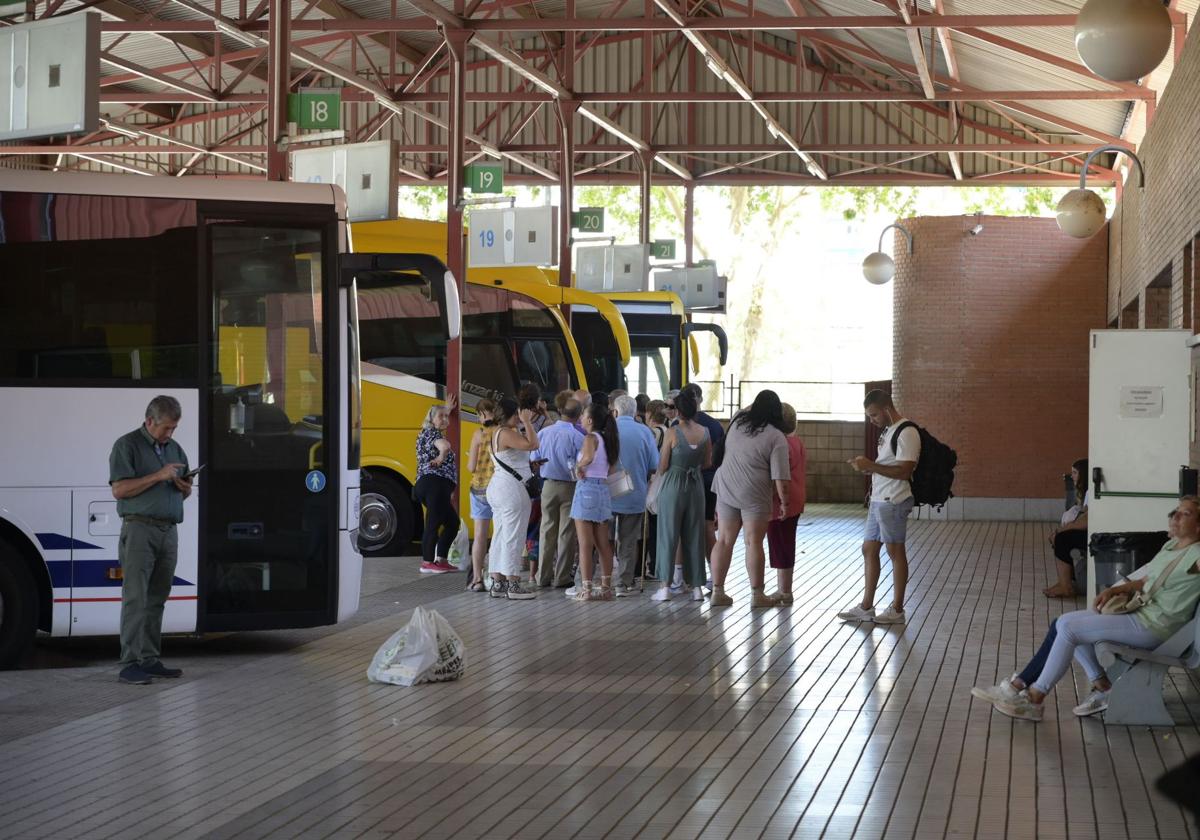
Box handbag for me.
[607,467,634,499]
[1100,546,1190,615]
[492,430,539,500]
[645,473,664,514]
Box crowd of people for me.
[415,382,810,605]
[403,386,1200,725]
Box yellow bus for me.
[571,291,728,401]
[349,218,631,555]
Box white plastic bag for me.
[367,606,467,687]
[645,473,664,515]
[448,519,470,570]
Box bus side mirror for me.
[443,271,462,340]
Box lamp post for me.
[1055,145,1146,239]
[862,223,913,285]
[1075,0,1172,82]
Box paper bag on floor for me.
[366,606,467,687]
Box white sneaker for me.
[994,694,1044,722]
[971,673,1023,704]
[564,586,578,599]
[651,585,673,602]
[668,581,685,595]
[1073,690,1109,717]
[837,604,875,622]
[691,587,704,601]
[873,605,906,625]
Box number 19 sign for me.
[467,163,504,194]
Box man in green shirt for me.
[109,395,193,685]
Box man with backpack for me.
[839,389,921,625]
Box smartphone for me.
[182,464,205,480]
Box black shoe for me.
[118,665,153,685]
[142,660,183,678]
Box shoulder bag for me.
[1100,546,1192,615]
[492,429,540,500]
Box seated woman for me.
[973,495,1200,722]
[1045,458,1088,598]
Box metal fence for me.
[688,377,868,420]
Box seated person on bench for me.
[973,496,1200,722]
[1045,458,1088,598]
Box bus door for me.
[200,210,341,631]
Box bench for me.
[1095,599,1200,726]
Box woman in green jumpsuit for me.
[652,389,712,601]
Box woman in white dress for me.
[486,397,539,600]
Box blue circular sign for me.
[305,470,326,493]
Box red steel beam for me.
[100,13,1082,33]
[98,88,1153,103]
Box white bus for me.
[0,170,460,667]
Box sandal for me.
[468,581,486,593]
[572,582,595,602]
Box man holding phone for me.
[108,395,193,685]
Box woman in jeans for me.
[571,403,621,602]
[709,390,791,608]
[465,398,497,592]
[973,495,1200,721]
[414,400,460,574]
[486,398,539,600]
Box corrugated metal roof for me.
[23,0,1193,183]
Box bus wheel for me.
[0,541,38,669]
[359,472,415,556]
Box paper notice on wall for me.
[1120,386,1164,418]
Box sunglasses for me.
[666,403,676,409]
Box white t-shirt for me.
[872,419,921,503]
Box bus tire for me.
[358,472,415,556]
[0,541,39,669]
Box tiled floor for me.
[1,505,1198,840]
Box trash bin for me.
[1088,531,1169,591]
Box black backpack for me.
[891,421,957,509]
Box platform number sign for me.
[650,239,676,260]
[288,91,341,130]
[467,163,504,194]
[571,207,604,233]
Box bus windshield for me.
[356,278,575,405]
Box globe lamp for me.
[1055,145,1145,239]
[1075,0,1172,82]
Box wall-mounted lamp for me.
[1075,0,1172,82]
[862,223,913,285]
[969,212,984,236]
[1055,145,1146,239]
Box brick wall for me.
[892,215,1108,501]
[798,420,866,503]
[1109,24,1200,325]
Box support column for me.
[444,27,472,480]
[558,100,579,291]
[639,149,653,245]
[684,183,695,266]
[266,0,289,181]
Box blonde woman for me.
[414,398,460,574]
[465,398,497,592]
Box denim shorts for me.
[865,497,915,544]
[469,490,493,521]
[570,478,612,523]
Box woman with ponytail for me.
[571,403,621,601]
